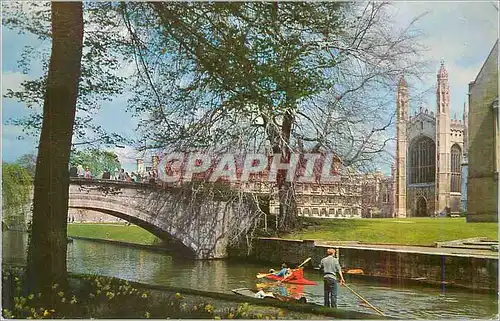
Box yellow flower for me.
[57,291,64,297]
[27,294,34,300]
[277,310,284,317]
[144,311,151,318]
[51,283,59,289]
[141,293,148,298]
[89,293,95,298]
[205,304,214,313]
[71,295,77,304]
[61,297,66,303]
[228,313,234,319]
[96,290,101,295]
[43,310,50,317]
[215,316,221,320]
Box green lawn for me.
[67,223,160,245]
[68,218,498,247]
[285,217,498,246]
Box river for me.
[2,231,498,319]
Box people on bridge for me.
[102,169,111,179]
[84,167,92,179]
[118,169,126,181]
[319,248,345,308]
[77,165,85,177]
[69,164,78,178]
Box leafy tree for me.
[2,163,32,229]
[15,153,37,178]
[124,2,428,231]
[25,1,84,301]
[70,149,121,177]
[2,2,429,236]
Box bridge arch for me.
[69,199,197,257]
[68,179,257,259]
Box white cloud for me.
[391,1,499,118]
[2,71,29,95]
[113,145,139,172]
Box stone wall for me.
[229,238,498,292]
[467,41,499,222]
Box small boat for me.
[232,288,307,304]
[257,268,317,285]
[263,274,317,285]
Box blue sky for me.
[2,1,499,174]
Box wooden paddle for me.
[256,257,312,280]
[343,283,386,317]
[256,272,274,279]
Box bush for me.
[2,268,284,319]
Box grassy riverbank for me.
[68,217,498,247]
[286,217,498,245]
[67,223,160,245]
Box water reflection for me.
[2,231,498,319]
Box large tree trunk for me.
[25,2,84,301]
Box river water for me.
[2,231,498,319]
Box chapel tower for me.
[435,61,452,214]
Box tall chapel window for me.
[450,144,462,192]
[409,136,436,184]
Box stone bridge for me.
[69,178,260,259]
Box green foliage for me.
[15,153,37,178]
[69,148,121,177]
[2,268,284,319]
[2,163,32,229]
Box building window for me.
[409,136,436,184]
[329,208,335,217]
[313,196,320,204]
[321,208,327,217]
[336,209,341,217]
[312,208,319,216]
[297,208,302,216]
[303,208,310,216]
[451,144,462,192]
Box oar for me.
[278,257,312,283]
[343,283,386,317]
[257,257,312,280]
[256,272,274,279]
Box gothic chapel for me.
[395,62,465,217]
